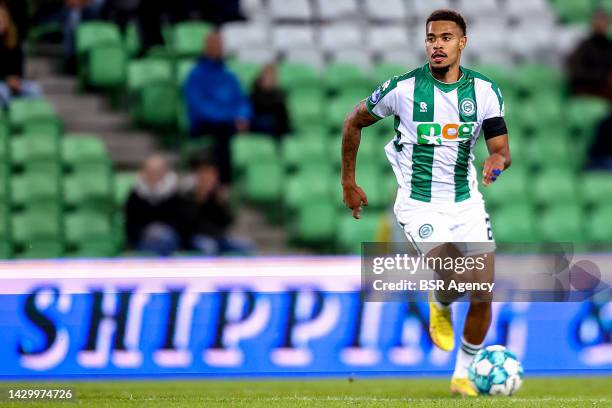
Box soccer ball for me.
[468,345,524,396]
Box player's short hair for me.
[426,9,467,35]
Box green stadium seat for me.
[11,173,61,209]
[284,166,334,211]
[355,164,386,209]
[513,64,563,97]
[294,201,336,244]
[12,208,63,256]
[538,204,585,242]
[336,211,384,253]
[482,167,529,208]
[65,211,116,257]
[531,169,577,206]
[586,205,612,242]
[171,22,213,58]
[520,94,563,132]
[287,88,325,130]
[527,136,571,170]
[8,99,58,131]
[63,167,113,210]
[490,204,537,243]
[327,95,360,131]
[88,43,127,88]
[324,62,371,92]
[62,135,108,168]
[278,63,320,92]
[124,21,141,57]
[568,97,610,141]
[22,121,62,140]
[0,203,11,259]
[127,59,177,127]
[11,132,60,168]
[551,0,593,23]
[0,164,8,206]
[372,63,407,84]
[176,59,196,85]
[230,134,278,174]
[243,161,283,203]
[281,136,328,170]
[76,21,122,55]
[226,60,261,92]
[114,172,136,207]
[581,172,612,205]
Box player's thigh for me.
[451,204,496,256]
[400,210,454,256]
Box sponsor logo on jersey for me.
[459,98,476,116]
[416,122,476,145]
[419,102,428,113]
[419,224,433,239]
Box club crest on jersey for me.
[460,98,476,116]
[369,87,382,105]
[419,224,433,239]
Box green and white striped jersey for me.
[366,63,505,204]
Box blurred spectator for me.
[568,9,612,101]
[0,3,41,107]
[1,0,29,41]
[184,31,251,184]
[250,63,291,138]
[182,156,252,256]
[125,154,187,256]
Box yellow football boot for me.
[428,292,455,351]
[450,377,478,397]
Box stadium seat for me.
[490,204,537,243]
[326,95,361,131]
[284,167,334,211]
[12,208,63,257]
[284,48,325,71]
[176,59,196,86]
[324,62,371,93]
[65,211,116,257]
[11,173,61,209]
[366,25,410,52]
[22,121,62,140]
[76,22,126,88]
[0,203,11,259]
[226,60,261,92]
[278,62,320,92]
[269,0,313,20]
[62,135,108,168]
[550,0,593,23]
[127,59,177,127]
[171,22,214,58]
[320,24,362,52]
[63,167,113,211]
[372,63,408,83]
[287,88,325,130]
[231,134,278,175]
[294,201,336,244]
[513,64,563,97]
[272,26,316,52]
[505,0,553,21]
[315,0,359,21]
[482,167,529,208]
[355,164,386,209]
[586,205,612,242]
[567,97,610,141]
[527,136,571,170]
[124,21,141,57]
[281,136,328,171]
[336,211,384,253]
[114,172,136,207]
[332,49,373,70]
[10,132,60,169]
[531,169,577,206]
[235,47,276,65]
[455,0,500,21]
[222,22,268,54]
[580,172,612,205]
[538,204,585,242]
[243,161,283,203]
[364,0,407,21]
[8,99,58,131]
[76,21,122,56]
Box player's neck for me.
[429,64,462,84]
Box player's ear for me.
[459,36,467,50]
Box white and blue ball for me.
[468,345,524,396]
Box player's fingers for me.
[357,187,369,206]
[352,205,362,219]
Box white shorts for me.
[394,192,496,257]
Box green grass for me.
[2,377,611,407]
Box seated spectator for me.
[567,9,612,101]
[586,113,612,170]
[184,31,251,184]
[182,156,252,256]
[0,3,41,107]
[125,154,187,256]
[250,63,291,138]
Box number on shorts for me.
[485,217,493,240]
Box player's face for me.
[425,21,466,71]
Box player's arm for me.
[341,100,378,219]
[482,117,511,186]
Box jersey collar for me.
[423,63,468,93]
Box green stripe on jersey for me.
[410,67,435,202]
[454,76,477,202]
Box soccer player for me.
[341,9,510,396]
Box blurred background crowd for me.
[0,0,610,259]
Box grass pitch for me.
[2,377,611,407]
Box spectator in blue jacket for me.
[184,31,251,184]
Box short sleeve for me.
[482,82,505,120]
[365,78,398,120]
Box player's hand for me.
[482,153,505,186]
[342,183,368,219]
